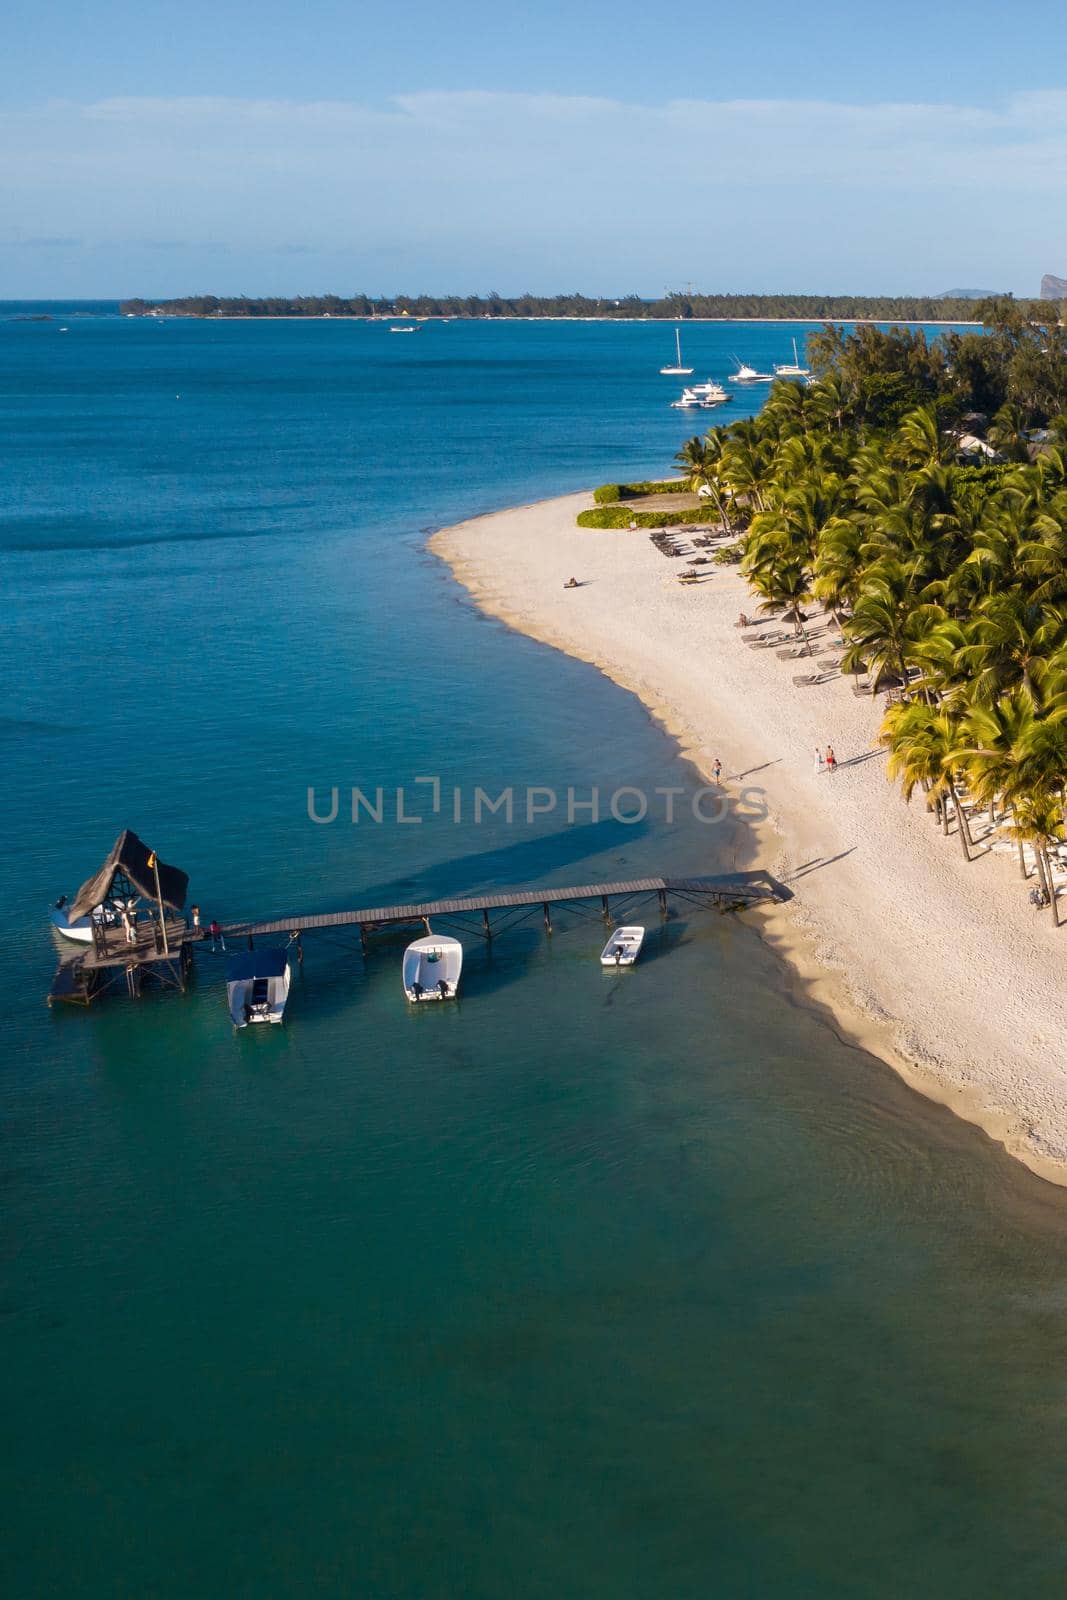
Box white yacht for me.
[684,380,732,406]
[660,327,694,375]
[600,926,646,967]
[728,359,776,383]
[226,949,291,1027]
[774,339,811,379]
[403,934,463,1001]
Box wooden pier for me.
[47,849,785,1008]
[220,873,783,945]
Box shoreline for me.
[128,314,983,327]
[432,491,1067,1189]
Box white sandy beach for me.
[433,491,1067,1186]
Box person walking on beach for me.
[814,747,823,776]
[826,745,837,775]
[712,757,723,784]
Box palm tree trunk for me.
[1037,846,1059,924]
[1042,846,1061,926]
[947,778,970,861]
[1010,806,1030,877]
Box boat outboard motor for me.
[437,979,449,998]
[55,895,67,910]
[412,980,424,1001]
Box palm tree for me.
[747,560,812,638]
[812,517,865,624]
[1003,794,1064,920]
[954,592,1067,706]
[894,406,949,471]
[881,701,973,858]
[841,559,931,691]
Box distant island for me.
[936,288,1005,301]
[118,291,1058,323]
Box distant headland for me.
[118,291,1057,324]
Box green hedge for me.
[577,506,718,529]
[592,479,688,503]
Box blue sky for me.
[3,0,1066,296]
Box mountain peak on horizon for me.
[1041,274,1067,299]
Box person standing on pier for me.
[210,919,226,952]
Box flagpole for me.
[150,852,169,955]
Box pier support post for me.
[658,889,668,918]
[602,895,610,923]
[483,909,492,942]
[359,925,367,957]
[543,903,552,934]
[247,934,254,951]
[295,933,303,966]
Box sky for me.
[3,0,1067,297]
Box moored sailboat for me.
[660,327,694,376]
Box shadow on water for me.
[295,817,657,921]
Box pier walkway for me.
[220,873,783,944]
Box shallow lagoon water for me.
[4,310,1067,1597]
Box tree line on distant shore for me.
[672,299,1067,915]
[118,291,1064,323]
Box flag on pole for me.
[147,850,157,869]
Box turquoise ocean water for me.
[5,307,1067,1597]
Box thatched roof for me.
[68,829,188,920]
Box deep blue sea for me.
[5,304,1067,1599]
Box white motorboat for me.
[660,327,694,376]
[226,949,291,1027]
[50,896,119,943]
[728,359,776,383]
[403,934,463,1001]
[670,393,703,410]
[600,926,646,967]
[684,380,732,406]
[389,324,419,333]
[774,338,811,379]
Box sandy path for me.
[433,491,1067,1185]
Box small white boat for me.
[50,896,119,943]
[670,393,702,410]
[226,949,291,1027]
[660,327,694,376]
[600,926,646,967]
[774,339,811,379]
[403,934,463,1002]
[389,324,419,333]
[728,359,775,383]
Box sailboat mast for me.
[675,327,682,365]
